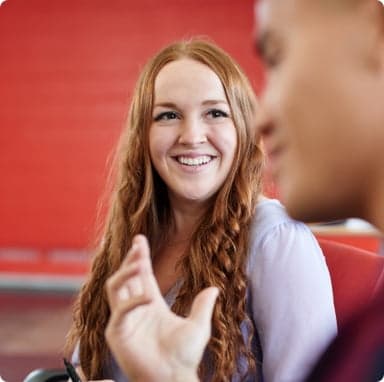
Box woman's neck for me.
[168,197,210,242]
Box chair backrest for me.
[22,368,68,382]
[318,239,384,326]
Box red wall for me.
[0,0,263,256]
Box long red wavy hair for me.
[65,38,264,381]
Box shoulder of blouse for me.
[247,198,319,272]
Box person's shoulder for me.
[247,197,323,276]
[248,196,316,262]
[250,196,295,237]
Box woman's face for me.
[149,58,237,207]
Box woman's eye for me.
[207,109,229,119]
[154,111,179,122]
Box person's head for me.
[123,38,262,226]
[255,0,384,227]
[67,39,263,381]
[149,57,238,209]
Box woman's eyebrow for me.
[153,102,178,108]
[201,99,228,106]
[153,100,228,108]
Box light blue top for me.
[73,198,337,382]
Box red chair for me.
[318,239,384,326]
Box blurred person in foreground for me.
[104,0,384,381]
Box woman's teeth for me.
[177,155,212,166]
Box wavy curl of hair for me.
[65,38,264,381]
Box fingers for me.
[122,234,151,266]
[106,261,145,308]
[110,292,153,322]
[124,236,151,297]
[128,235,162,299]
[106,234,162,311]
[189,287,219,327]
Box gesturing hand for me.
[105,234,218,382]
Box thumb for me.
[189,287,219,327]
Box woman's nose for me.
[178,117,207,145]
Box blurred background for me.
[0,1,380,381]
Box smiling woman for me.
[150,58,237,205]
[64,38,337,382]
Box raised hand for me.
[105,234,218,382]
